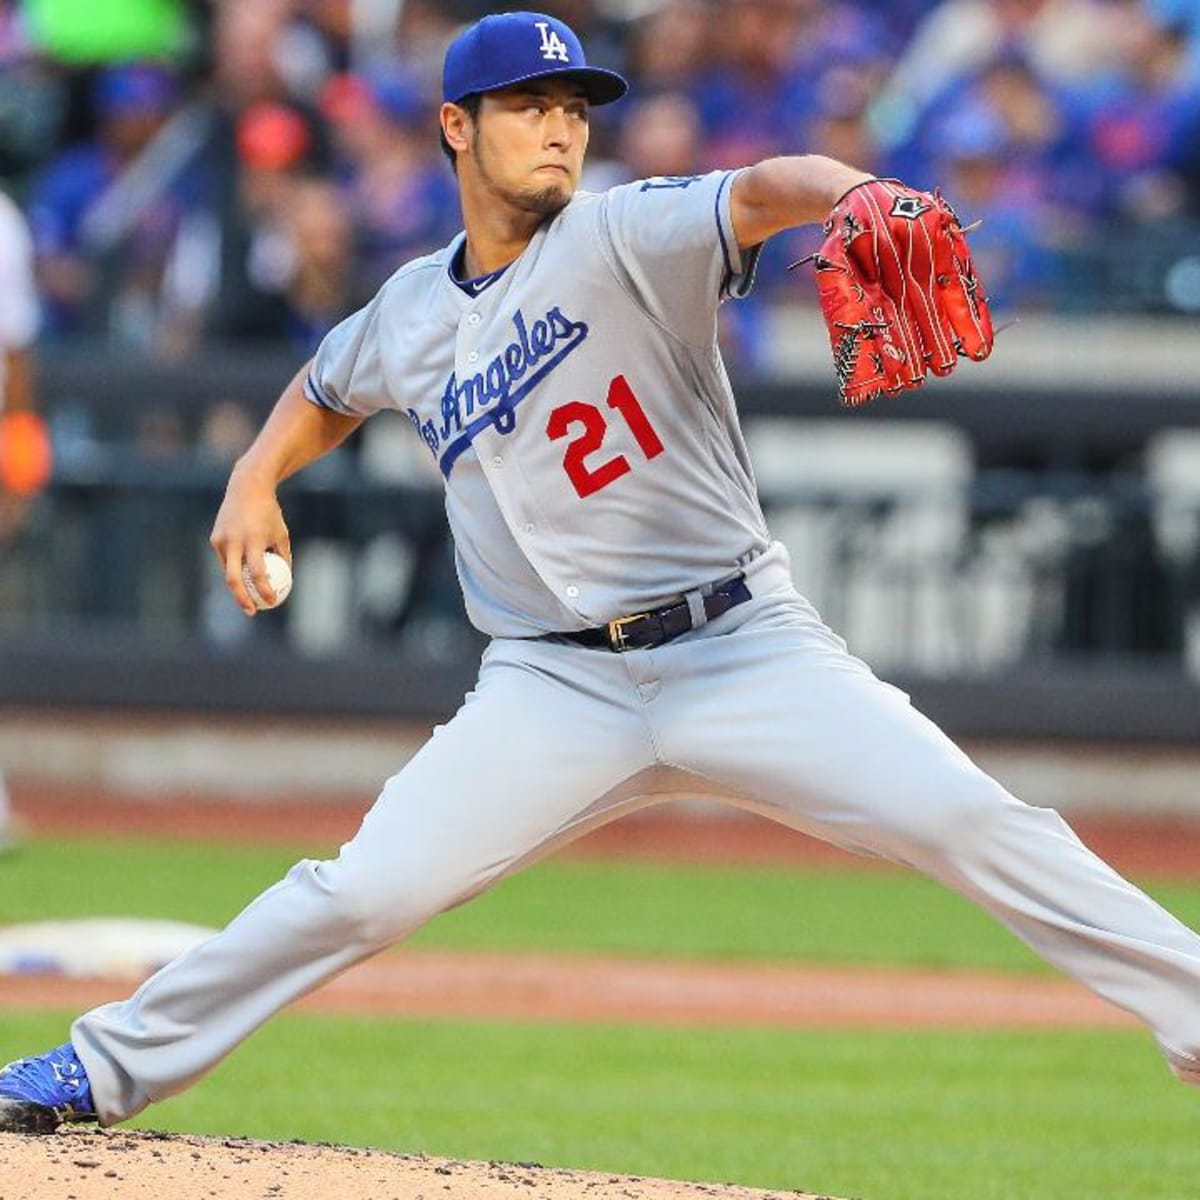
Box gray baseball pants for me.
[73,547,1200,1123]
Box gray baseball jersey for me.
[306,169,767,636]
[70,171,1200,1125]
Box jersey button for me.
[492,455,503,467]
[467,350,480,363]
[565,585,580,599]
[522,522,536,535]
[467,313,481,326]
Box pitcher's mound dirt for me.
[0,1128,837,1200]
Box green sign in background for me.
[24,0,187,64]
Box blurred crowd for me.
[2,0,1200,365]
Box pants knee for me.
[297,856,460,949]
[876,767,1019,866]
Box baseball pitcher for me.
[4,11,1200,1136]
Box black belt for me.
[556,574,751,652]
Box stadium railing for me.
[1,326,1197,741]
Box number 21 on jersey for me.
[546,375,664,500]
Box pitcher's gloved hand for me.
[796,179,994,406]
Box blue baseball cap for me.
[93,64,178,116]
[442,11,628,106]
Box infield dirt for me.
[0,1128,841,1200]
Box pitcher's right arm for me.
[210,360,363,615]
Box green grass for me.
[4,837,1200,972]
[2,1010,1196,1200]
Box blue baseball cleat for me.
[0,1042,96,1133]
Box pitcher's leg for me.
[659,596,1200,1083]
[73,640,655,1124]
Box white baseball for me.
[242,550,293,611]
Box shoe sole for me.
[0,1097,81,1135]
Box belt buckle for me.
[607,612,650,652]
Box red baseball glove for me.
[797,178,994,407]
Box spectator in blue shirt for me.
[320,68,458,303]
[1059,5,1200,222]
[26,63,191,337]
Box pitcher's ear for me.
[441,101,471,156]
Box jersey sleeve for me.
[597,169,762,347]
[304,289,391,419]
[0,194,40,351]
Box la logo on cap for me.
[535,20,570,62]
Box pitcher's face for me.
[465,78,590,218]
